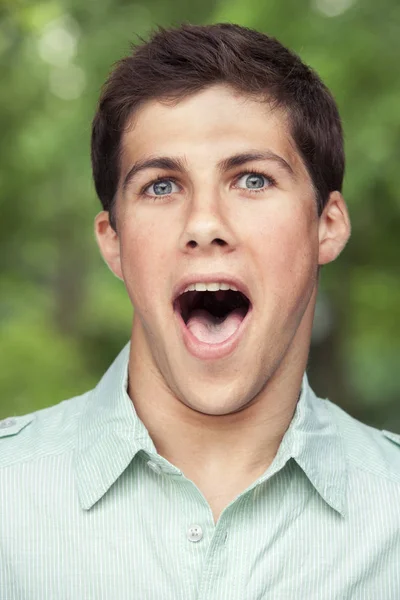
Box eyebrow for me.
[122,157,186,191]
[218,151,294,176]
[122,149,294,191]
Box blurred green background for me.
[0,0,399,429]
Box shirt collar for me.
[74,343,155,510]
[281,374,348,516]
[74,343,347,515]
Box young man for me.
[1,23,399,599]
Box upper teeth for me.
[183,282,239,293]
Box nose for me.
[179,192,237,254]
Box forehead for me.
[120,84,302,175]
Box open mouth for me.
[175,288,251,345]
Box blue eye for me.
[236,173,270,190]
[145,179,179,196]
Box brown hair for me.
[91,23,344,230]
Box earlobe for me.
[94,211,124,280]
[318,191,351,265]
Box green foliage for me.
[0,0,399,427]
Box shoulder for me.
[325,398,400,485]
[0,390,91,469]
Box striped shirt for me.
[1,343,399,599]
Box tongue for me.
[186,307,246,344]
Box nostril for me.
[186,238,226,249]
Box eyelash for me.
[139,170,277,199]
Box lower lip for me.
[174,305,252,360]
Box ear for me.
[94,211,123,280]
[318,191,351,265]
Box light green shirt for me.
[1,343,400,599]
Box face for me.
[95,84,350,415]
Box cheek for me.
[249,204,318,289]
[118,222,172,310]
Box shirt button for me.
[147,460,162,475]
[187,525,203,543]
[0,418,16,429]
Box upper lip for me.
[172,274,252,304]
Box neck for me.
[127,322,311,481]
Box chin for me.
[169,368,262,416]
